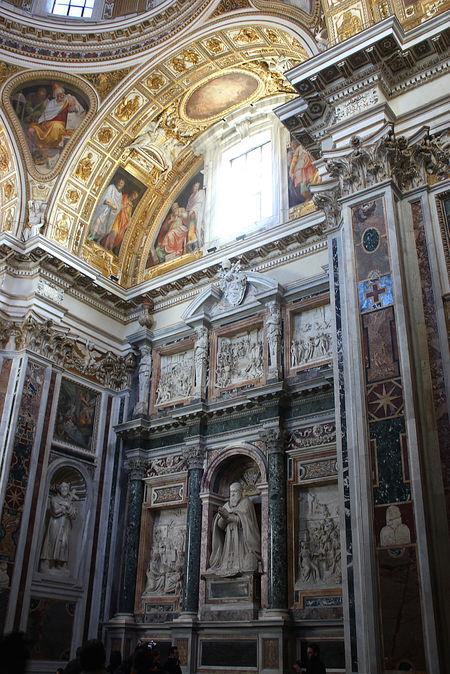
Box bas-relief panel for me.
[87,167,146,257]
[290,304,332,369]
[28,597,75,660]
[10,80,88,176]
[146,169,205,271]
[296,483,342,591]
[143,508,186,598]
[215,327,263,389]
[287,137,320,210]
[53,379,99,451]
[155,350,194,406]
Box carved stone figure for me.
[23,200,46,240]
[143,519,186,597]
[155,350,193,404]
[39,482,78,572]
[266,301,281,374]
[127,117,183,173]
[194,326,208,396]
[216,329,263,388]
[147,455,186,477]
[297,487,341,589]
[134,344,152,416]
[206,482,262,577]
[380,505,411,547]
[217,260,247,307]
[291,305,332,368]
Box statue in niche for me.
[134,344,152,416]
[194,326,208,396]
[39,482,78,572]
[206,482,262,577]
[144,524,186,596]
[266,301,281,374]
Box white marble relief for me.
[216,328,263,388]
[134,344,152,415]
[155,350,194,404]
[143,508,186,597]
[296,483,341,590]
[380,505,411,547]
[291,304,332,368]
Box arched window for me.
[51,0,95,17]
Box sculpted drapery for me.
[207,482,261,577]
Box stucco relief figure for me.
[39,482,77,572]
[380,505,411,547]
[155,351,193,405]
[207,482,262,577]
[291,305,332,368]
[216,329,263,388]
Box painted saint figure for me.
[100,188,140,255]
[40,482,77,572]
[207,482,262,577]
[89,178,124,243]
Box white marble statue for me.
[266,301,281,374]
[134,344,152,415]
[206,482,262,577]
[156,350,193,404]
[127,118,183,173]
[194,326,208,396]
[216,329,263,388]
[39,482,78,572]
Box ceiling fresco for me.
[38,24,306,286]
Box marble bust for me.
[207,482,262,577]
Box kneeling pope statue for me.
[207,481,262,577]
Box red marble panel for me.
[362,307,400,384]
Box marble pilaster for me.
[119,457,146,614]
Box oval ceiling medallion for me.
[180,69,262,124]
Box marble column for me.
[181,444,205,615]
[262,427,288,611]
[119,457,146,614]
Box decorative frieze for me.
[0,314,134,390]
[288,422,336,450]
[146,455,186,477]
[334,89,379,122]
[36,279,64,305]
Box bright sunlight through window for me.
[52,0,95,17]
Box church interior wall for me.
[0,2,449,673]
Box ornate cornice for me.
[288,421,336,450]
[0,313,135,389]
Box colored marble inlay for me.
[412,199,450,528]
[367,378,404,421]
[358,274,394,313]
[353,199,390,282]
[0,359,12,421]
[0,362,46,562]
[362,306,399,384]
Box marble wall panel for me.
[412,198,450,527]
[351,196,425,668]
[27,597,75,660]
[0,358,12,421]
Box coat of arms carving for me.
[217,260,247,307]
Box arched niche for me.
[199,443,270,609]
[35,459,93,584]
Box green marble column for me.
[264,427,288,610]
[119,457,146,613]
[182,445,205,614]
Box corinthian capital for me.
[259,425,284,454]
[125,457,147,480]
[183,444,206,470]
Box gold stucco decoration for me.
[83,68,133,100]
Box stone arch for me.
[202,442,267,493]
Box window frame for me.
[51,0,96,18]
